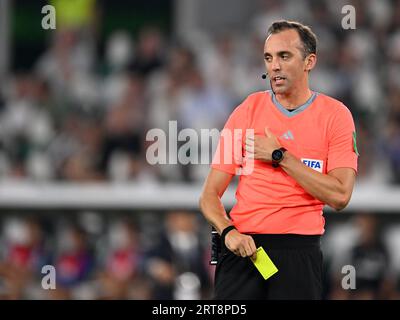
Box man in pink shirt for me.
[199,20,358,299]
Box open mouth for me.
[273,76,286,84]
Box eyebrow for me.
[264,51,291,58]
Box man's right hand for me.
[225,229,257,260]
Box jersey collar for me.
[269,90,317,118]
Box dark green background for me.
[12,0,172,71]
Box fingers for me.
[251,252,257,261]
[249,238,257,256]
[246,133,255,141]
[244,236,257,260]
[245,138,255,158]
[245,133,254,148]
[264,127,272,137]
[245,137,254,148]
[243,241,255,258]
[249,239,257,261]
[265,127,280,147]
[239,247,247,258]
[228,234,257,258]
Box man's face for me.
[264,29,311,94]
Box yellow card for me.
[251,247,278,280]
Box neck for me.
[274,83,313,110]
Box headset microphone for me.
[261,73,275,95]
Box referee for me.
[199,20,358,300]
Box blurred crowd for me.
[0,211,213,299]
[2,212,400,300]
[0,0,399,184]
[323,213,400,300]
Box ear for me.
[304,54,317,72]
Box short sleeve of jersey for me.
[327,104,358,172]
[211,104,247,175]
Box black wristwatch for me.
[271,147,287,168]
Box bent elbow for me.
[332,203,346,212]
[199,194,205,211]
[199,192,210,212]
[332,194,351,211]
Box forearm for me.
[199,192,233,234]
[279,152,350,210]
[200,191,257,258]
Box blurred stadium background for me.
[0,0,400,300]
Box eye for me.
[282,54,289,60]
[264,56,272,62]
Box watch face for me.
[272,150,283,161]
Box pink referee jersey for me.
[211,90,358,235]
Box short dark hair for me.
[267,20,317,59]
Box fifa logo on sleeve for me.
[301,158,323,173]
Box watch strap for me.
[221,225,237,245]
[272,147,287,167]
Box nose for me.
[271,59,281,72]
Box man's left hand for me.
[245,127,281,162]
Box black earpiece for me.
[261,73,275,95]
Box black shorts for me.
[214,234,323,300]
